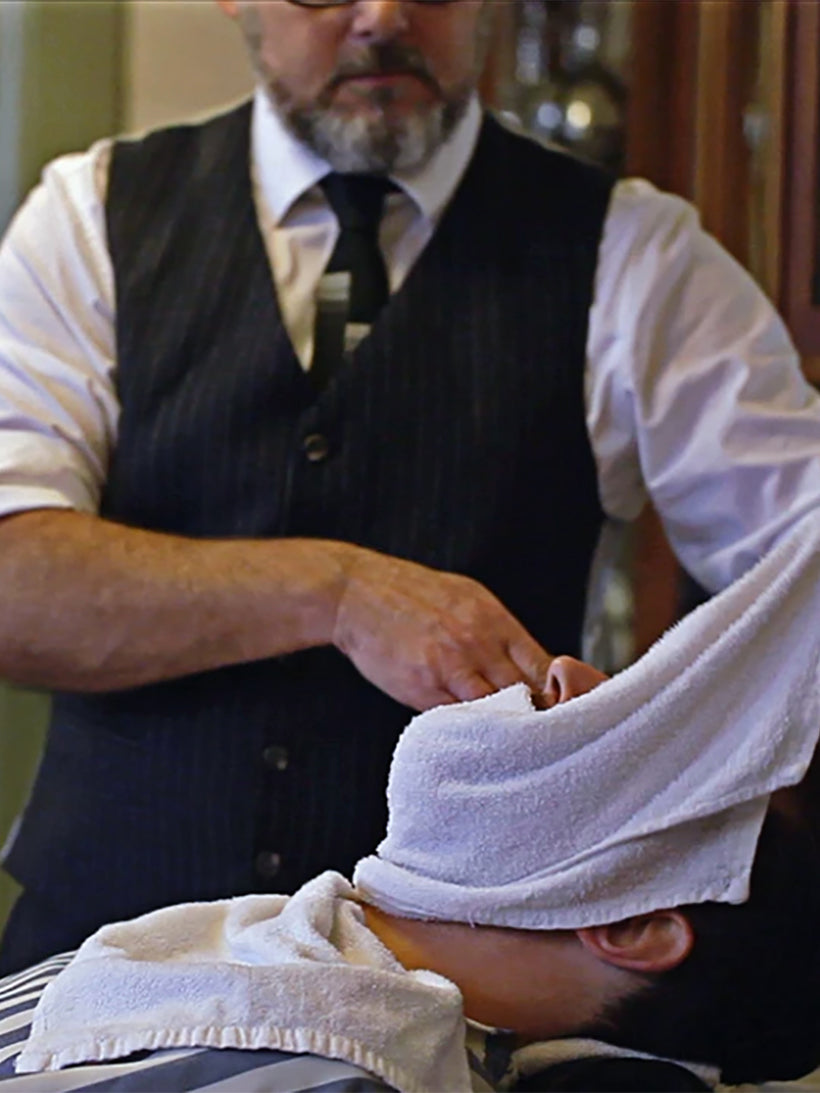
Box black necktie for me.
[312,173,395,391]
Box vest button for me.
[302,433,331,463]
[263,745,289,772]
[255,850,282,879]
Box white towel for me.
[354,511,820,929]
[15,871,469,1092]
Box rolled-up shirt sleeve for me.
[0,140,117,518]
[587,178,820,592]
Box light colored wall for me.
[0,3,26,230]
[0,1,256,939]
[124,1,253,133]
[0,690,49,928]
[17,1,124,198]
[0,0,124,935]
[0,1,255,938]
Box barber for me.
[0,0,819,972]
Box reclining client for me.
[3,513,820,1092]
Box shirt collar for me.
[251,84,483,225]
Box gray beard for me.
[269,85,470,174]
[238,8,486,174]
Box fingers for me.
[333,548,601,713]
[421,654,609,712]
[480,654,537,695]
[444,611,551,699]
[446,669,499,703]
[505,632,556,694]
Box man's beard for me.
[280,82,470,175]
[239,17,485,174]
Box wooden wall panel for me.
[693,0,760,265]
[624,0,700,199]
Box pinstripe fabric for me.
[3,102,614,962]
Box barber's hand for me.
[332,550,554,711]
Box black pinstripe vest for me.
[7,103,613,939]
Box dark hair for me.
[586,804,820,1085]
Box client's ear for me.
[576,911,694,973]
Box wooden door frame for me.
[781,0,820,377]
[624,0,700,199]
[691,0,761,264]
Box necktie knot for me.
[320,173,396,236]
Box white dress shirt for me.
[1,89,820,596]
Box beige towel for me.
[16,871,469,1093]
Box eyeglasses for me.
[285,0,460,7]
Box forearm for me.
[0,508,558,709]
[0,509,353,691]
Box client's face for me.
[541,656,609,708]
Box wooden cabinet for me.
[484,0,819,375]
[690,0,820,379]
[482,1,820,655]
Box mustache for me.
[328,43,442,95]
